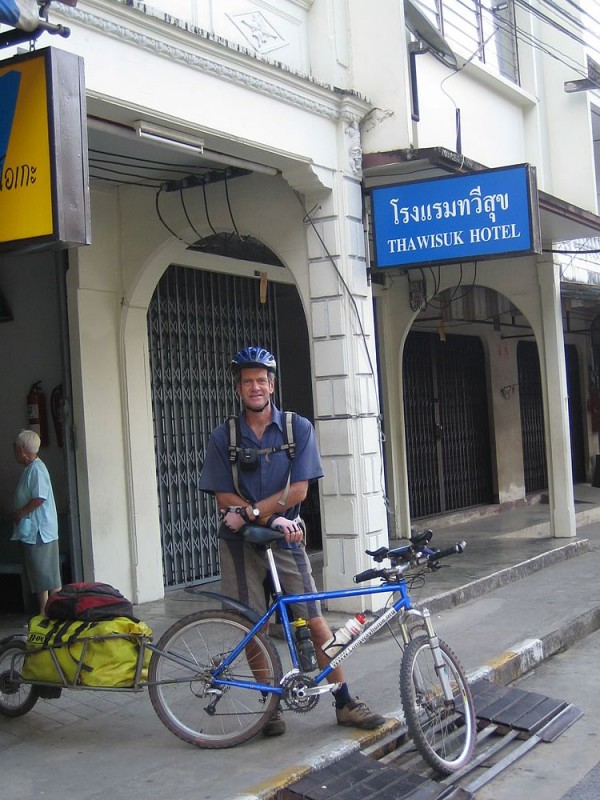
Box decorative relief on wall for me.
[227,11,288,54]
[346,121,362,176]
[55,6,343,120]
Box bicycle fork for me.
[402,607,455,703]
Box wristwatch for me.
[239,506,260,523]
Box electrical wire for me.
[88,174,159,188]
[202,183,223,239]
[294,191,391,515]
[180,188,205,240]
[224,175,241,238]
[155,188,193,245]
[441,0,598,88]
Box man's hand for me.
[269,516,303,544]
[222,510,245,532]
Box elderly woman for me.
[12,429,61,615]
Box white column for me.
[304,134,388,612]
[537,256,576,537]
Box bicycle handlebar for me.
[427,541,466,561]
[353,538,467,583]
[353,568,389,583]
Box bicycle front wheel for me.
[0,639,39,717]
[148,610,282,748]
[400,635,475,774]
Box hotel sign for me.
[0,47,90,252]
[370,164,541,270]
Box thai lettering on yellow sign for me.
[0,51,54,244]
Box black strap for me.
[227,412,296,502]
[39,618,95,674]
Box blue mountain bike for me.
[147,525,476,775]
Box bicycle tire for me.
[0,639,39,717]
[148,609,282,748]
[400,635,475,774]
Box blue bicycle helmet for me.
[231,346,277,374]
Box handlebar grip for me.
[353,568,384,583]
[428,541,466,562]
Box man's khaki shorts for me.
[218,525,322,620]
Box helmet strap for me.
[245,401,271,414]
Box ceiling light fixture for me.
[88,117,279,176]
[134,120,205,154]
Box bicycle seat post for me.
[265,546,284,596]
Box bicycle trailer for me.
[22,615,152,688]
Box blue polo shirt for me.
[199,405,323,522]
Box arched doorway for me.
[147,265,317,590]
[403,331,493,518]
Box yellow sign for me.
[0,52,54,242]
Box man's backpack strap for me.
[226,411,297,505]
[276,411,296,507]
[227,415,247,500]
[284,411,296,460]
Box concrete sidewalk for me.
[1,490,599,800]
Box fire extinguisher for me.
[27,381,49,446]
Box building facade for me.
[0,0,599,612]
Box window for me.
[416,0,520,83]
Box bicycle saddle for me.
[241,524,285,546]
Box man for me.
[199,345,386,737]
[12,429,61,615]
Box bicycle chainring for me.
[281,674,320,713]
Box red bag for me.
[45,582,138,622]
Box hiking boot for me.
[335,698,387,730]
[262,705,286,737]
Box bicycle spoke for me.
[148,610,282,748]
[400,636,475,774]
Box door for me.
[565,344,586,483]
[517,340,548,493]
[147,266,279,589]
[403,331,493,518]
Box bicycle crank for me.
[281,674,321,713]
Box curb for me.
[223,722,401,800]
[420,539,591,614]
[468,605,600,686]
[229,602,600,800]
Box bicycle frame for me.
[208,544,452,700]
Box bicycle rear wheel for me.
[400,635,475,774]
[0,639,39,717]
[148,610,282,748]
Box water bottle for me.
[322,613,367,658]
[294,618,318,672]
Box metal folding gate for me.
[518,341,585,492]
[147,265,279,589]
[566,344,586,483]
[517,340,548,494]
[403,331,493,519]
